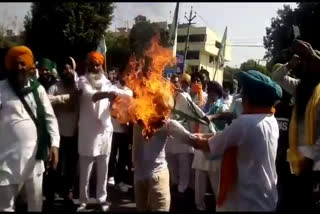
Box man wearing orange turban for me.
[0,46,60,211]
[77,51,129,212]
[87,51,105,68]
[5,46,35,71]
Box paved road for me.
[16,185,215,213]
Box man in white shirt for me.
[108,69,133,191]
[47,56,79,209]
[166,74,194,194]
[77,52,128,212]
[0,46,60,211]
[187,70,282,211]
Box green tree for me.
[240,59,271,77]
[105,31,130,72]
[129,15,170,58]
[264,3,320,67]
[223,65,241,82]
[24,2,115,64]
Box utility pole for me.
[182,6,196,74]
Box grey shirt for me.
[132,119,195,181]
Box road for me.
[16,184,216,213]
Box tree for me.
[240,59,271,77]
[223,65,241,82]
[24,2,115,64]
[129,15,169,58]
[105,31,130,72]
[134,15,148,24]
[264,3,320,68]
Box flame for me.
[111,35,176,138]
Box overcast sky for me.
[0,2,297,67]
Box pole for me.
[182,6,196,74]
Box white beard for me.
[86,72,107,89]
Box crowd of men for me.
[0,38,319,212]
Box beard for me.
[61,73,75,87]
[8,70,29,90]
[86,71,105,89]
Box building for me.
[176,26,232,84]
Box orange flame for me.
[111,35,176,138]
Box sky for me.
[0,2,297,67]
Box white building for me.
[176,26,232,84]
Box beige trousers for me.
[134,168,171,212]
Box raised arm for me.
[272,60,300,96]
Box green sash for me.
[10,78,51,160]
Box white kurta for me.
[78,75,128,157]
[0,79,60,186]
[166,92,194,154]
[208,114,279,211]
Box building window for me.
[209,55,214,63]
[177,36,187,43]
[189,34,206,42]
[176,51,200,60]
[187,51,200,60]
[177,34,206,43]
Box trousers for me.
[79,155,110,204]
[167,153,193,193]
[0,172,43,211]
[108,132,131,184]
[194,169,219,211]
[134,168,171,212]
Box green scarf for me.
[12,78,51,160]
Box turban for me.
[38,58,56,72]
[66,57,76,70]
[5,46,35,71]
[236,70,282,106]
[181,73,191,84]
[87,51,104,66]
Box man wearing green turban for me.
[38,57,59,91]
[185,70,283,211]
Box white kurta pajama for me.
[166,92,194,193]
[0,79,60,212]
[187,93,223,211]
[207,114,279,211]
[78,75,128,204]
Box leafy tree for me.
[134,15,148,24]
[264,3,320,68]
[129,15,170,58]
[240,59,271,77]
[223,65,241,82]
[105,31,130,72]
[24,2,115,64]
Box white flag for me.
[213,26,228,80]
[168,3,179,57]
[97,34,107,55]
[292,25,300,39]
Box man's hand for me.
[189,134,210,152]
[92,92,117,103]
[48,146,59,170]
[287,54,300,71]
[292,39,317,60]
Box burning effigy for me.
[111,35,176,139]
